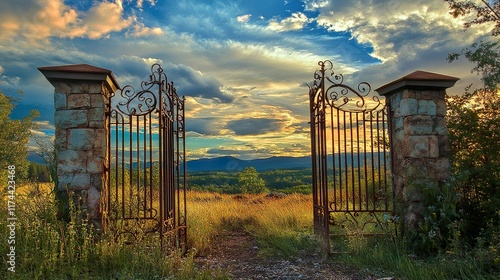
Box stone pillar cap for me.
[38,64,120,92]
[376,70,459,96]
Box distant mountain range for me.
[185,156,312,172]
[185,153,388,172]
[28,152,388,172]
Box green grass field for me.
[1,182,498,279]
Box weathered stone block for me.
[88,121,104,128]
[55,129,67,150]
[438,135,450,157]
[403,182,424,202]
[429,136,439,158]
[404,115,433,135]
[404,203,425,229]
[55,110,88,129]
[417,100,428,115]
[91,174,104,191]
[80,83,90,94]
[404,135,439,158]
[53,82,72,94]
[395,116,403,130]
[57,150,87,173]
[93,129,106,151]
[88,108,105,122]
[86,186,101,220]
[68,129,94,150]
[87,157,104,173]
[433,117,448,135]
[57,173,91,191]
[390,94,401,110]
[402,89,416,99]
[395,129,405,142]
[67,94,91,109]
[415,90,445,101]
[436,99,447,117]
[417,100,437,115]
[88,82,104,94]
[54,93,67,110]
[428,158,451,181]
[400,98,418,116]
[90,94,106,108]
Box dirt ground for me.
[194,230,390,280]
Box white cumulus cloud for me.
[267,12,311,32]
[237,14,252,23]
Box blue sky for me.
[0,0,488,160]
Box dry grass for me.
[186,191,316,256]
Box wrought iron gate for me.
[104,63,187,254]
[308,60,394,254]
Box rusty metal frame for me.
[104,63,187,254]
[308,60,395,254]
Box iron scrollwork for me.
[106,63,187,255]
[115,63,170,116]
[309,60,384,113]
[308,60,393,254]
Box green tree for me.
[237,167,268,194]
[446,0,500,244]
[0,91,39,184]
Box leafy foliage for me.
[448,41,500,90]
[27,162,51,182]
[445,0,500,266]
[188,168,312,194]
[237,167,268,194]
[446,0,500,36]
[406,180,461,255]
[446,89,500,244]
[0,91,39,183]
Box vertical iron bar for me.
[356,112,362,210]
[337,108,342,211]
[182,96,187,247]
[319,66,330,253]
[106,107,111,226]
[129,115,133,218]
[176,94,181,235]
[143,115,147,219]
[149,114,153,218]
[114,115,119,221]
[136,116,140,218]
[158,77,164,251]
[121,117,125,219]
[376,111,382,210]
[350,112,355,211]
[309,89,318,230]
[343,111,348,211]
[370,111,376,211]
[330,106,337,211]
[363,111,369,210]
[385,101,396,216]
[382,109,389,211]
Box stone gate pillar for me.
[38,64,118,232]
[376,71,459,231]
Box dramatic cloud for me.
[187,118,225,136]
[0,0,493,160]
[166,64,234,103]
[267,12,311,32]
[227,118,286,135]
[237,14,252,23]
[306,0,487,91]
[0,0,162,42]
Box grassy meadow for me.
[1,181,499,279]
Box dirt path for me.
[195,230,377,280]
